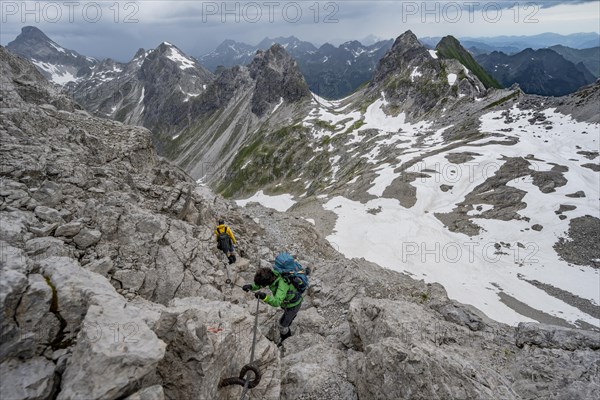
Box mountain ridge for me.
[200,36,394,99]
[476,48,597,96]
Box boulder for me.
[83,256,113,276]
[32,181,63,207]
[72,228,101,249]
[0,264,29,359]
[281,334,357,399]
[54,222,82,238]
[0,210,34,245]
[154,298,281,400]
[35,258,166,400]
[57,304,166,400]
[16,274,60,352]
[34,206,64,224]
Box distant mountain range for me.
[549,45,600,78]
[476,48,597,97]
[199,36,394,99]
[6,26,598,105]
[421,32,600,54]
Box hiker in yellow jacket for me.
[215,219,237,264]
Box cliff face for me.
[1,46,599,400]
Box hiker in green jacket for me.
[243,267,303,343]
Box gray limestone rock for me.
[72,228,101,249]
[54,222,82,238]
[515,322,600,350]
[34,206,64,224]
[0,357,56,400]
[125,385,165,400]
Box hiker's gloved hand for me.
[255,291,267,300]
[242,284,252,292]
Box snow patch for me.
[410,67,423,82]
[49,42,65,53]
[272,97,284,114]
[447,73,458,85]
[428,49,438,59]
[138,87,145,105]
[236,190,296,212]
[167,47,196,70]
[31,60,79,85]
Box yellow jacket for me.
[215,224,237,244]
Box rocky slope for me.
[7,26,98,85]
[166,43,313,186]
[2,45,600,400]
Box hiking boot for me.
[278,331,293,346]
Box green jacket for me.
[251,272,302,309]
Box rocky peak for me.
[368,30,487,118]
[6,26,97,85]
[7,26,90,62]
[319,42,337,52]
[155,41,176,55]
[389,30,424,54]
[217,39,237,48]
[248,44,311,116]
[436,35,461,50]
[133,48,147,59]
[16,25,50,42]
[341,40,364,51]
[372,30,431,84]
[250,44,293,73]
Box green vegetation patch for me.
[218,125,314,198]
[436,36,502,89]
[314,119,338,131]
[345,120,366,134]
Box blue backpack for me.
[273,252,309,295]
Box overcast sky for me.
[1,1,599,61]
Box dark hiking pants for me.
[279,302,302,335]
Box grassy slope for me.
[436,36,503,89]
